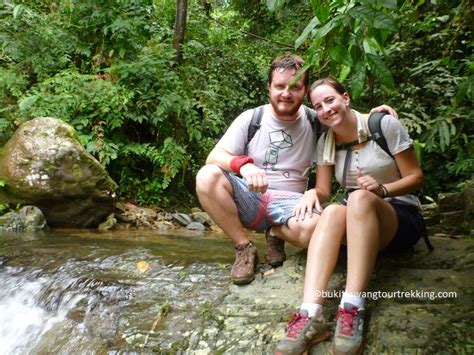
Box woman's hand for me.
[356,170,384,197]
[293,189,323,221]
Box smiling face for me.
[268,68,307,122]
[309,84,351,128]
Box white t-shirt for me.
[216,104,316,193]
[316,113,420,208]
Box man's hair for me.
[268,54,308,86]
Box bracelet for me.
[380,184,388,198]
[230,155,254,175]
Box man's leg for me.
[195,164,258,284]
[196,164,249,245]
[273,214,321,249]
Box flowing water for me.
[0,229,269,353]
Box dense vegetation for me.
[0,0,472,208]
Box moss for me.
[72,164,83,180]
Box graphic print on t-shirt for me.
[264,130,293,171]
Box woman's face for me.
[309,84,350,127]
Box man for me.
[196,54,395,285]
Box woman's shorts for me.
[222,171,302,232]
[384,200,425,252]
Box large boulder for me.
[0,117,117,227]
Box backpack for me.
[245,105,326,160]
[335,112,433,250]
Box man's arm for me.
[370,105,398,119]
[206,146,235,171]
[206,146,269,193]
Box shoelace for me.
[336,307,359,336]
[236,243,252,264]
[287,312,310,339]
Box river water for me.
[0,229,269,353]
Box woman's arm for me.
[315,164,334,203]
[293,165,334,221]
[383,147,423,196]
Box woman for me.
[274,77,424,355]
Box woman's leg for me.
[274,204,346,354]
[332,190,399,355]
[344,190,398,294]
[302,204,347,304]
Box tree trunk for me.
[173,0,187,63]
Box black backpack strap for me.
[368,112,393,158]
[245,105,264,155]
[247,105,264,143]
[303,106,325,165]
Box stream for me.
[0,229,269,353]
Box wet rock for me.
[172,213,193,226]
[98,213,117,231]
[186,234,473,352]
[0,212,25,232]
[0,117,117,228]
[191,211,214,226]
[18,205,48,231]
[186,222,206,231]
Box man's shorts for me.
[223,171,302,232]
[384,200,425,252]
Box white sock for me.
[340,292,365,309]
[300,303,323,318]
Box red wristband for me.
[230,155,254,175]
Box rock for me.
[172,213,193,226]
[186,222,206,231]
[191,211,214,226]
[17,205,48,231]
[98,213,117,231]
[0,117,117,228]
[438,192,465,212]
[0,212,25,232]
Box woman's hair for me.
[308,77,350,103]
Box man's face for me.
[268,68,307,121]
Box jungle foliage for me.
[0,0,472,207]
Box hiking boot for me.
[331,303,365,355]
[274,309,330,355]
[265,228,286,267]
[230,242,259,285]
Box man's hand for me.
[370,105,398,119]
[240,163,269,193]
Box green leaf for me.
[349,5,398,31]
[13,5,23,19]
[338,65,352,83]
[360,0,398,9]
[295,16,320,49]
[19,95,39,111]
[290,64,310,87]
[330,45,353,67]
[366,53,395,88]
[351,62,366,99]
[312,17,340,44]
[439,121,450,151]
[362,37,381,55]
[266,0,285,12]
